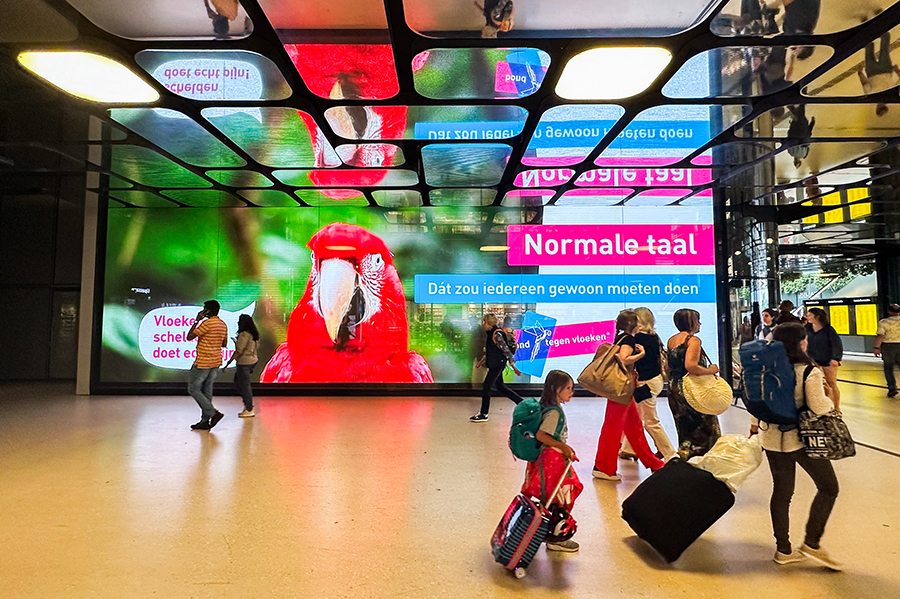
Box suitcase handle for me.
[542,459,572,508]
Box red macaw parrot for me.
[260,223,433,383]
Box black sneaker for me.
[209,411,225,429]
[889,389,898,398]
[191,420,211,430]
[469,413,489,422]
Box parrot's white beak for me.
[318,258,357,345]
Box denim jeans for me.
[766,449,839,554]
[234,363,255,411]
[480,365,523,415]
[188,366,219,420]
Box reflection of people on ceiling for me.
[203,0,249,39]
[733,0,780,35]
[781,0,820,34]
[476,0,515,38]
[857,32,900,117]
[786,104,815,168]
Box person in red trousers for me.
[592,310,665,481]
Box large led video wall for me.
[99,200,719,385]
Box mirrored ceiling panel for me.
[771,141,887,183]
[206,169,273,188]
[272,169,418,187]
[284,44,399,100]
[109,108,245,168]
[596,104,749,166]
[556,188,633,206]
[413,48,550,99]
[737,103,900,138]
[336,144,405,167]
[664,46,833,98]
[135,50,291,101]
[422,143,511,186]
[429,188,496,206]
[64,0,253,40]
[2,0,77,42]
[710,0,896,36]
[575,167,713,187]
[405,0,722,38]
[696,141,779,165]
[522,105,626,167]
[237,189,300,207]
[514,168,574,188]
[804,26,900,97]
[296,189,370,207]
[109,145,212,188]
[501,189,556,206]
[625,189,691,205]
[109,190,179,208]
[372,190,423,207]
[324,105,528,140]
[203,107,341,168]
[161,189,246,207]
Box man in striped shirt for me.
[186,300,228,430]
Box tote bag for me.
[682,346,733,415]
[578,340,633,404]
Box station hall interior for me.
[2,1,900,598]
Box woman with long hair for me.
[620,307,677,462]
[752,323,840,569]
[666,308,721,458]
[592,310,665,481]
[224,314,260,417]
[805,307,843,411]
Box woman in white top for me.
[750,322,840,570]
[224,314,260,417]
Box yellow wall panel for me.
[856,304,878,336]
[830,304,850,335]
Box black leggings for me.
[480,365,524,414]
[766,449,839,554]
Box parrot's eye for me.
[367,254,385,271]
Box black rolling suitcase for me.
[621,459,735,562]
[491,462,571,578]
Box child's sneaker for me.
[800,544,842,571]
[773,549,806,565]
[469,413,489,422]
[546,539,579,552]
[238,410,255,418]
[592,468,621,481]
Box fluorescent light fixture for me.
[480,246,510,252]
[17,51,159,103]
[556,47,671,100]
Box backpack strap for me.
[542,405,566,441]
[800,363,816,409]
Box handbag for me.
[798,365,856,460]
[578,338,634,405]
[682,344,732,416]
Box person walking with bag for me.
[470,314,523,422]
[592,310,665,481]
[805,307,843,411]
[666,309,721,458]
[750,322,841,569]
[874,303,900,397]
[619,307,678,462]
[223,314,260,417]
[519,370,583,552]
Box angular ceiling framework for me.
[3,0,900,251]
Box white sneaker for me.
[592,469,621,481]
[546,539,579,552]
[800,544,842,571]
[773,550,806,565]
[238,410,255,418]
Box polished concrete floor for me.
[1,370,899,599]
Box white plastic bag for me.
[688,434,763,492]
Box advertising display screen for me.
[99,201,718,385]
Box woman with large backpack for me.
[751,322,841,570]
[666,308,721,458]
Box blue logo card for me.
[513,311,557,378]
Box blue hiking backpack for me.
[739,340,799,425]
[509,399,565,462]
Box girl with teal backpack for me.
[516,370,584,552]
